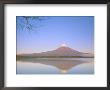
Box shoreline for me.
[16,56,94,61]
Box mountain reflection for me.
[19,58,88,74]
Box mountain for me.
[22,45,94,57]
[35,46,82,56]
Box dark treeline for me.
[16,55,94,60]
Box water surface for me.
[17,58,94,74]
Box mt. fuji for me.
[25,44,94,58]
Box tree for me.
[16,16,46,31]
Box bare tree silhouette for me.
[16,16,47,31]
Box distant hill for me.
[17,45,94,58]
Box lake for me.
[16,58,94,74]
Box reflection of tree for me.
[16,16,47,31]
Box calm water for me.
[16,58,94,74]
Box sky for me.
[17,16,94,54]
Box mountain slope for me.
[30,46,93,57]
